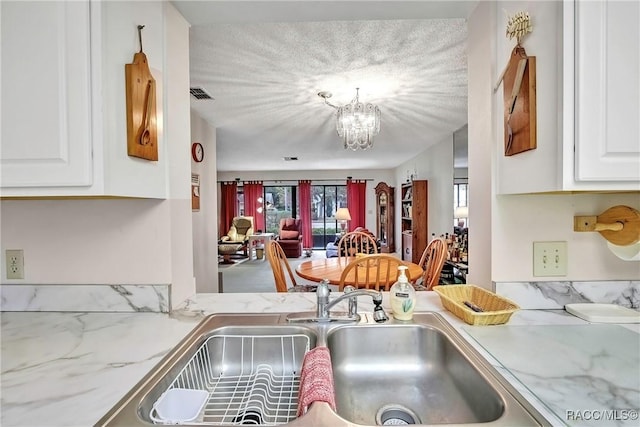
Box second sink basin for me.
[327,322,506,425]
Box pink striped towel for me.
[296,346,337,417]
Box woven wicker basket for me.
[432,285,520,325]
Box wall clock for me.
[192,142,204,162]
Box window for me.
[453,182,468,228]
[263,186,297,234]
[237,189,244,216]
[311,185,346,249]
[237,183,346,249]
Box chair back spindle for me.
[338,254,408,291]
[416,238,449,290]
[337,231,378,260]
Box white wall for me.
[0,199,172,284]
[495,0,564,195]
[467,0,495,287]
[494,193,640,281]
[191,113,219,292]
[166,3,196,305]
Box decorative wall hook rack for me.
[494,11,536,157]
[494,10,533,92]
[573,205,640,246]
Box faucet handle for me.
[316,279,331,297]
[343,286,357,318]
[316,279,331,318]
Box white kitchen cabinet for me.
[0,0,168,198]
[1,1,93,188]
[496,0,639,194]
[567,0,640,186]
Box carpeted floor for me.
[218,250,329,293]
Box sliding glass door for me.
[263,186,297,234]
[311,185,346,249]
[250,184,345,249]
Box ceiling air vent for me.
[189,87,214,100]
[283,156,299,161]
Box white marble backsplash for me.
[3,281,638,313]
[0,284,170,312]
[494,281,640,309]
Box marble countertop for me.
[1,292,638,427]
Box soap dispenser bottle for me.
[390,265,416,321]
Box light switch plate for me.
[533,241,567,277]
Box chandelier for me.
[318,88,381,151]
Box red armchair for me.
[277,218,303,258]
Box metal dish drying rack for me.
[150,334,311,425]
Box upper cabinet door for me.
[1,1,93,188]
[573,0,640,183]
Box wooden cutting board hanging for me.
[125,25,158,161]
[502,46,536,156]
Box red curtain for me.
[298,180,313,248]
[347,179,367,230]
[243,181,264,232]
[219,181,238,238]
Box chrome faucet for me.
[316,279,389,323]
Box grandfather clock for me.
[375,182,395,253]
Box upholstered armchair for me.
[219,216,254,255]
[277,218,303,258]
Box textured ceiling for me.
[173,1,474,172]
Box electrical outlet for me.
[533,242,567,277]
[6,249,24,279]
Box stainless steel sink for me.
[327,323,503,425]
[324,313,550,426]
[96,312,549,427]
[96,314,318,427]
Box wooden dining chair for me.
[414,238,449,291]
[337,231,379,260]
[266,240,316,292]
[338,254,408,292]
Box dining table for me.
[295,256,423,288]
